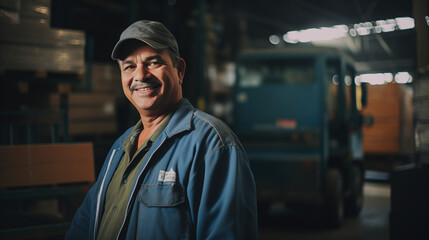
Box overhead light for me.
[297,28,315,42]
[359,73,393,85]
[345,76,353,85]
[283,31,299,43]
[395,72,413,83]
[358,72,411,85]
[269,35,281,45]
[354,22,374,36]
[356,27,370,36]
[396,17,415,30]
[376,19,396,32]
[332,74,340,85]
[282,25,348,43]
[279,16,415,44]
[374,26,382,33]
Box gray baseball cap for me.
[111,20,179,61]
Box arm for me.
[65,134,126,240]
[188,145,258,240]
[65,187,96,240]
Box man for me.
[66,20,258,240]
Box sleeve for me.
[65,186,96,240]
[187,144,259,240]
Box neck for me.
[139,100,180,128]
[137,99,182,146]
[136,115,165,150]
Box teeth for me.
[137,87,153,91]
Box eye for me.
[148,61,162,68]
[147,57,167,68]
[123,64,135,71]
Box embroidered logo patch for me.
[158,168,177,182]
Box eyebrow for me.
[122,55,164,65]
[146,55,164,62]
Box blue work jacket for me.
[66,99,258,240]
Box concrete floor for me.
[258,181,391,240]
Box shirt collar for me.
[123,111,174,155]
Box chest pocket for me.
[138,183,185,207]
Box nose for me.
[133,64,150,81]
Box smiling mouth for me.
[131,83,161,92]
[135,86,158,91]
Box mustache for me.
[130,81,161,91]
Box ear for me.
[176,58,186,84]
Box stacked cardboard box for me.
[50,93,118,136]
[91,63,122,93]
[0,0,85,74]
[0,0,51,26]
[0,142,95,239]
[0,143,95,187]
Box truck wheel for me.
[325,169,344,228]
[345,165,364,217]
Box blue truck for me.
[232,47,368,227]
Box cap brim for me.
[111,37,169,60]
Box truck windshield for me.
[238,58,315,87]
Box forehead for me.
[121,43,170,62]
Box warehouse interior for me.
[0,0,428,239]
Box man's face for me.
[119,44,185,117]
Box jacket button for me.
[122,179,127,184]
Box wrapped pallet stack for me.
[0,1,96,239]
[0,0,85,74]
[0,0,120,139]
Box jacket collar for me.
[116,98,194,149]
[164,98,194,138]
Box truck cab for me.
[233,47,367,227]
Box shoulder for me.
[191,109,239,148]
[167,99,242,149]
